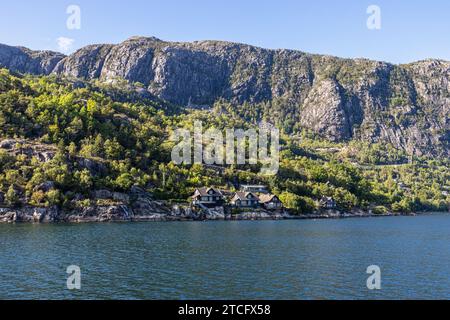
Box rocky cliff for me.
[0,43,65,75]
[0,37,449,157]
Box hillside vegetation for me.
[0,69,448,214]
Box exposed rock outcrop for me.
[0,204,293,223]
[0,206,59,223]
[299,79,354,141]
[53,44,113,79]
[0,139,57,162]
[0,203,180,223]
[0,44,65,75]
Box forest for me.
[0,68,449,214]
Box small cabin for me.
[230,192,260,208]
[259,194,283,210]
[241,185,269,194]
[320,196,337,209]
[192,187,224,207]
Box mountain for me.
[0,43,64,75]
[0,37,449,157]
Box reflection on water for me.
[0,214,450,299]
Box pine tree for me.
[5,185,19,207]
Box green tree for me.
[67,142,77,157]
[279,192,315,214]
[104,138,123,160]
[115,173,134,191]
[30,190,46,206]
[5,185,19,207]
[46,189,61,206]
[74,169,93,190]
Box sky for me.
[1,0,450,64]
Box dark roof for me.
[232,192,259,201]
[193,187,222,197]
[258,194,280,204]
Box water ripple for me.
[1,215,450,299]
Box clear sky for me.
[1,0,449,64]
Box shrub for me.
[372,206,389,215]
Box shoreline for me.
[0,204,428,224]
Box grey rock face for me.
[53,44,113,79]
[0,206,59,223]
[150,45,230,105]
[299,79,352,141]
[100,37,156,85]
[0,139,57,162]
[0,37,449,156]
[0,44,65,75]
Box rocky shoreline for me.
[0,203,414,224]
[0,204,287,223]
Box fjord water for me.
[1,214,449,300]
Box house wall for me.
[200,196,222,202]
[233,199,258,207]
[265,202,282,210]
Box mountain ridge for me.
[3,36,449,65]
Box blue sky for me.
[1,0,449,64]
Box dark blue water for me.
[1,214,450,300]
